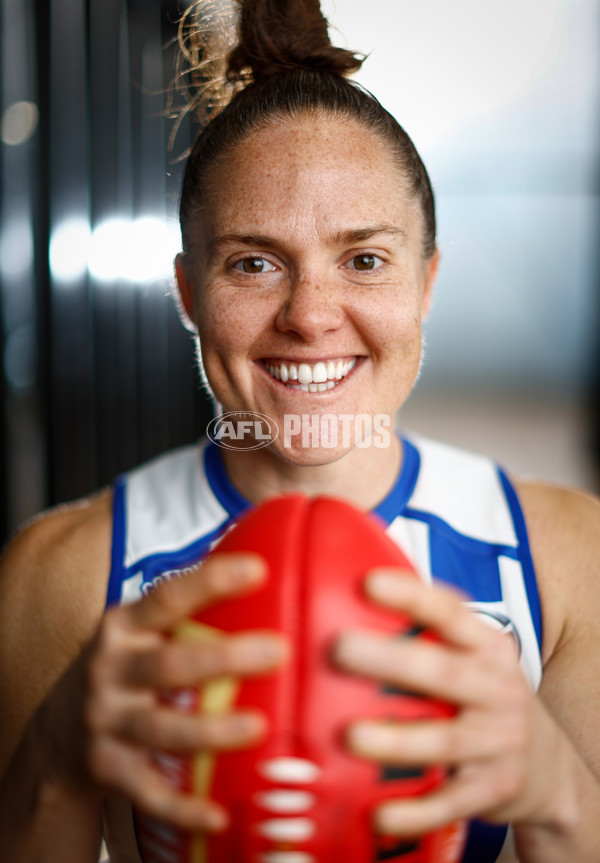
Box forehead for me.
[200,115,418,245]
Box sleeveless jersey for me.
[107,434,542,863]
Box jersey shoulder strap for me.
[388,434,542,692]
[106,440,235,606]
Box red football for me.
[136,495,466,863]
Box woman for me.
[1,1,599,861]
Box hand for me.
[333,569,561,837]
[34,553,288,833]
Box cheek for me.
[197,291,251,355]
[356,291,423,356]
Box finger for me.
[124,553,267,632]
[373,766,511,837]
[346,715,507,766]
[126,630,288,688]
[365,570,501,651]
[116,707,267,752]
[88,738,228,832]
[333,630,506,706]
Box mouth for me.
[261,357,358,393]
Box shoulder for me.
[0,490,114,696]
[513,478,600,662]
[514,478,600,552]
[0,489,114,633]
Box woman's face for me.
[177,114,438,465]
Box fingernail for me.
[375,801,410,835]
[334,631,376,667]
[229,712,265,738]
[348,721,380,750]
[367,570,410,597]
[202,805,228,832]
[224,553,265,583]
[246,636,287,665]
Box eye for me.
[233,257,277,274]
[345,254,384,272]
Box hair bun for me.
[173,0,364,142]
[227,0,364,82]
[173,0,243,140]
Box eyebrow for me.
[209,234,279,256]
[208,224,407,257]
[330,224,407,246]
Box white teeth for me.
[312,362,327,383]
[265,358,357,389]
[297,363,312,385]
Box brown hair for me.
[177,0,436,259]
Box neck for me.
[220,434,403,512]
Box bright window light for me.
[87,216,181,284]
[49,218,91,282]
[87,218,132,282]
[126,217,178,282]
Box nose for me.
[274,271,345,342]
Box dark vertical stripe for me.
[89,0,130,488]
[106,477,127,606]
[48,0,96,503]
[33,0,51,519]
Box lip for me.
[260,355,359,365]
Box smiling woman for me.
[175,113,436,476]
[1,2,600,863]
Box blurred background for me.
[0,0,599,543]
[324,0,600,492]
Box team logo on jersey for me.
[469,606,522,657]
[207,411,278,450]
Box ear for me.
[421,248,440,320]
[174,252,198,333]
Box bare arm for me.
[0,493,113,862]
[511,480,600,861]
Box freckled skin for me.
[176,115,439,507]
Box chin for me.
[268,439,354,468]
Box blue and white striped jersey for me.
[106,433,542,863]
